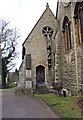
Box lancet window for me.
[74,2,83,45]
[62,16,72,52]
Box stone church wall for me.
[55,1,82,94]
[23,6,59,88]
[19,1,83,94]
[19,60,25,88]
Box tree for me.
[0,20,20,88]
[11,68,19,83]
[7,68,19,84]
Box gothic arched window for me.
[74,2,83,45]
[62,16,72,52]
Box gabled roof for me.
[22,3,58,46]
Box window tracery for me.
[42,26,53,68]
[62,16,72,52]
[42,26,53,38]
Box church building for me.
[19,0,83,95]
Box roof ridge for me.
[22,3,57,46]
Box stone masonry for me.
[19,1,83,95]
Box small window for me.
[62,16,72,52]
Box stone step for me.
[36,85,49,94]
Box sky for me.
[0,0,58,71]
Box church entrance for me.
[36,65,45,85]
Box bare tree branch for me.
[0,19,20,87]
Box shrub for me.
[52,81,63,96]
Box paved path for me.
[2,88,61,118]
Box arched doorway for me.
[36,65,45,85]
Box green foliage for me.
[5,83,16,89]
[2,58,7,88]
[12,69,19,82]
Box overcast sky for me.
[0,0,58,71]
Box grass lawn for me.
[35,93,82,118]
